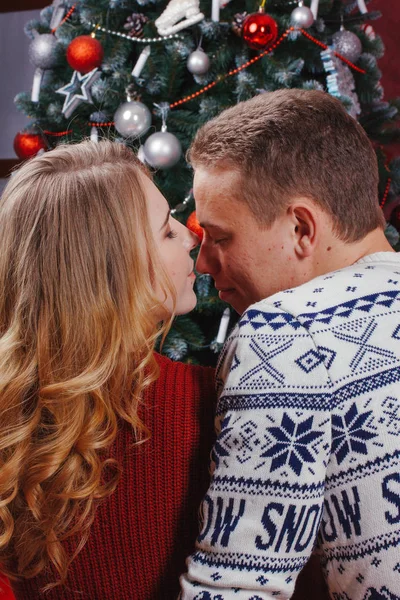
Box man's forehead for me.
[194,165,241,192]
[195,195,251,233]
[194,190,237,228]
[193,166,242,213]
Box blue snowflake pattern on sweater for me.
[332,403,377,464]
[262,413,324,476]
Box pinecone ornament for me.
[232,12,247,37]
[123,13,149,38]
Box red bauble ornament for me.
[66,35,104,74]
[242,10,278,50]
[13,132,47,160]
[186,210,204,241]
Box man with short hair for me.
[180,89,400,599]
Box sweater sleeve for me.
[180,306,333,599]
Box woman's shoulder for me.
[152,352,216,403]
[154,352,215,377]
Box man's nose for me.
[196,242,218,276]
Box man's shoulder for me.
[244,253,400,322]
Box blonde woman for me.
[0,140,216,599]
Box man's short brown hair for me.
[189,89,385,242]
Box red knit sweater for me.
[8,354,216,600]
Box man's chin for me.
[231,298,253,316]
[218,289,236,303]
[218,290,248,315]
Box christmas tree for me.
[14,0,400,365]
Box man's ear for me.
[288,203,317,259]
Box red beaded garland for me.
[43,129,73,137]
[380,178,392,210]
[242,11,278,50]
[66,35,104,74]
[186,211,204,241]
[13,132,47,159]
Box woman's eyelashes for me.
[167,228,178,239]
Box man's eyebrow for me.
[198,221,225,230]
[160,209,171,231]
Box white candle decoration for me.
[216,307,231,344]
[137,145,147,164]
[49,0,66,30]
[310,0,319,19]
[211,0,220,22]
[357,0,368,13]
[132,45,151,77]
[90,126,99,142]
[31,68,43,102]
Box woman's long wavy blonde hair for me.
[0,140,175,588]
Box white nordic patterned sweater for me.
[180,252,400,600]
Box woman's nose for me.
[196,241,215,275]
[182,226,199,252]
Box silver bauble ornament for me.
[29,33,60,69]
[143,131,182,168]
[291,5,314,28]
[332,29,362,63]
[113,100,152,138]
[187,49,210,75]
